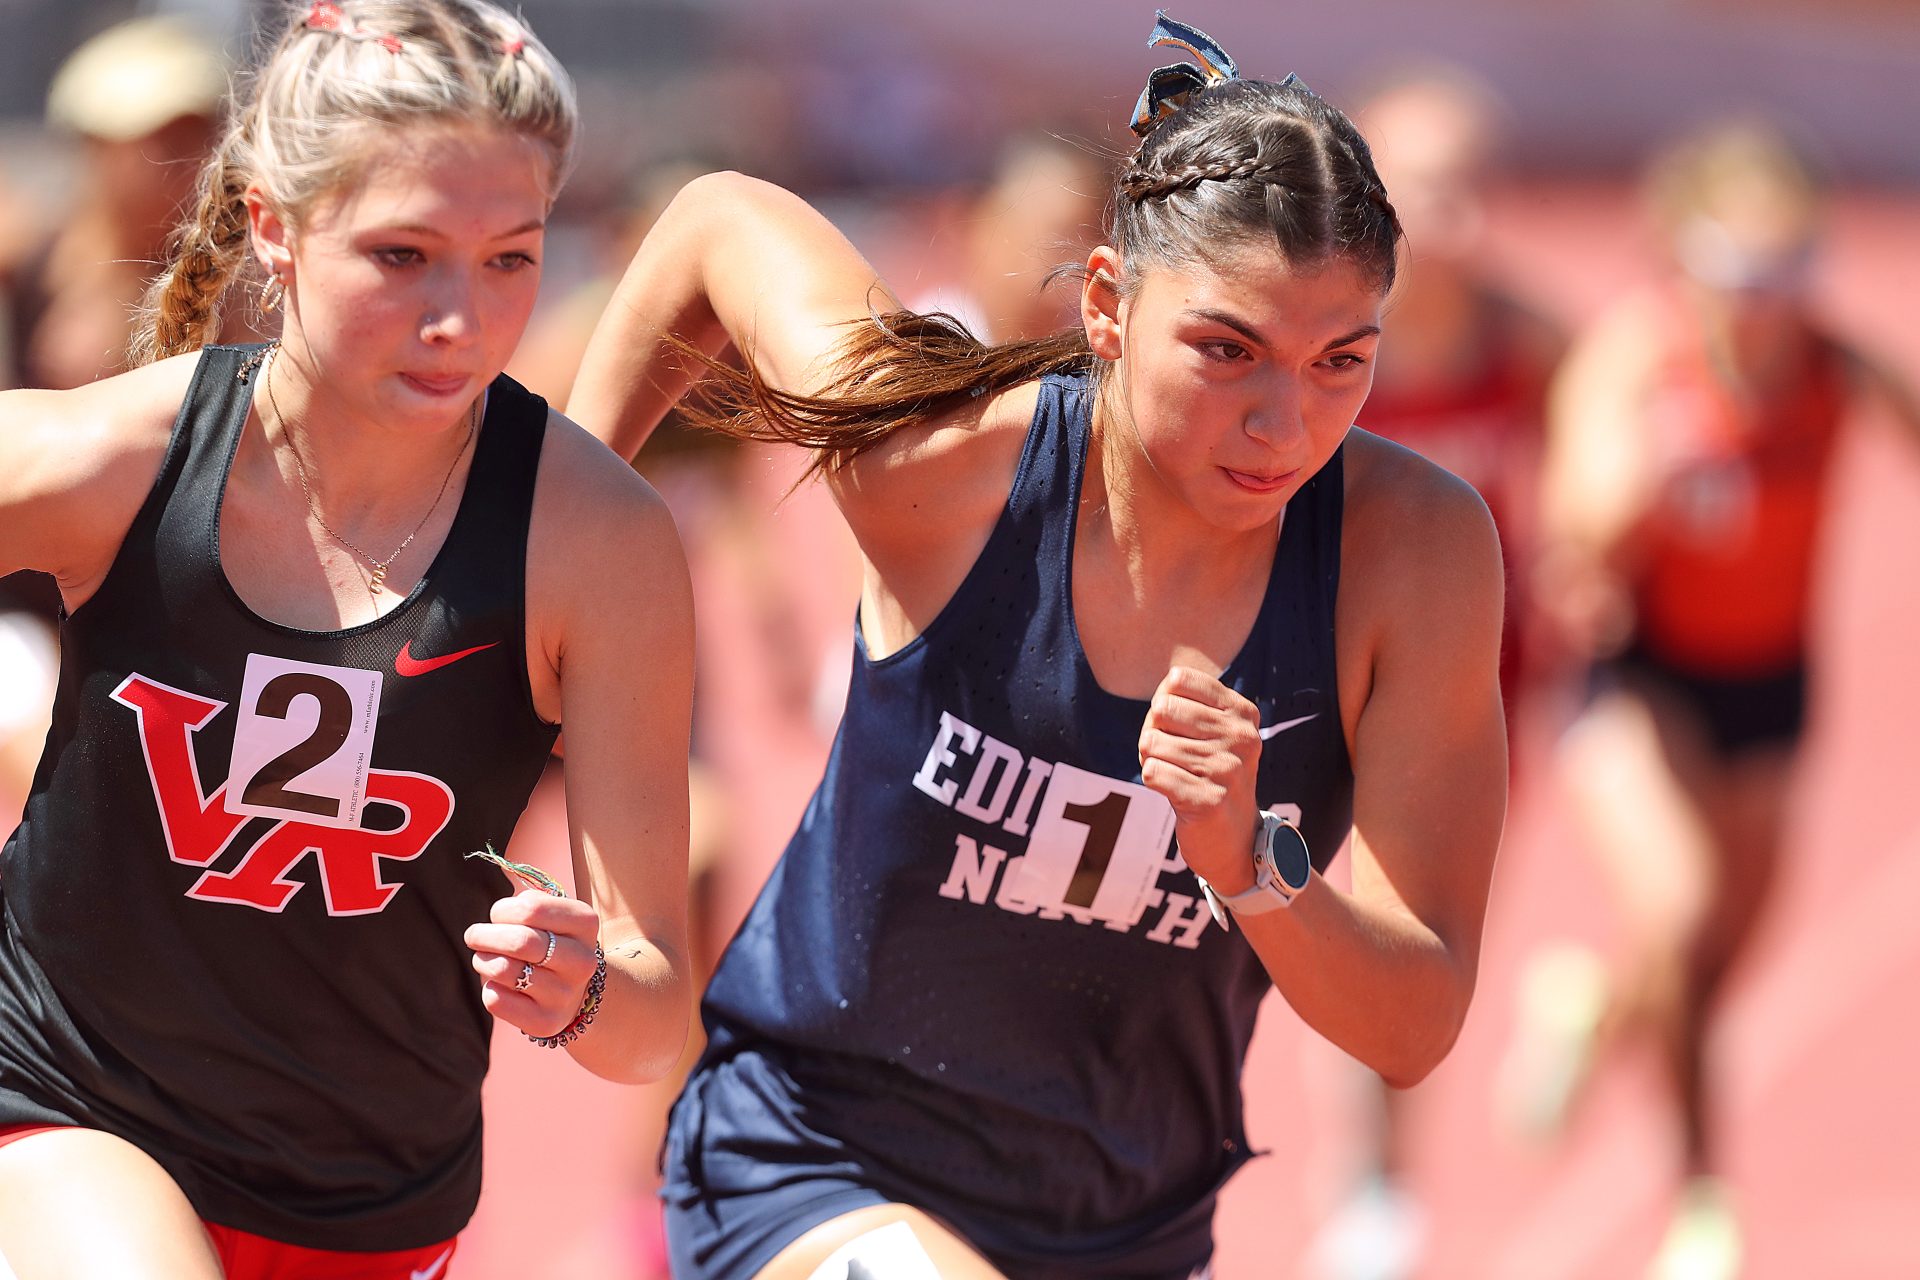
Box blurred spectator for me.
[8,15,226,391]
[1306,66,1562,1280]
[0,16,228,831]
[908,132,1107,345]
[1502,117,1920,1280]
[1355,63,1561,718]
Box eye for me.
[1198,339,1250,363]
[1322,352,1369,370]
[373,247,424,268]
[492,250,539,271]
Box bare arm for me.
[1143,442,1507,1086]
[565,170,1032,653]
[566,171,901,461]
[1845,344,1920,451]
[468,416,695,1084]
[1531,297,1666,661]
[0,359,191,600]
[1538,295,1661,562]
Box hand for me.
[1138,665,1261,895]
[465,890,602,1039]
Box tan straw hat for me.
[46,17,227,141]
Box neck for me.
[1085,379,1278,593]
[260,339,482,527]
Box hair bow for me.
[1129,11,1239,137]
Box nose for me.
[1242,372,1305,447]
[420,266,479,347]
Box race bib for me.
[1002,762,1177,927]
[225,653,383,829]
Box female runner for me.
[0,3,693,1276]
[573,15,1505,1279]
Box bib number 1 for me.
[226,654,383,829]
[1003,763,1176,927]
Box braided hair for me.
[130,0,576,367]
[1115,77,1402,295]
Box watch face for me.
[1269,820,1311,893]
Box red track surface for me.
[464,183,1920,1279]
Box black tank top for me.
[0,345,559,1249]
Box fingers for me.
[1138,668,1260,880]
[466,890,600,1036]
[1153,665,1258,717]
[1145,667,1259,738]
[1139,666,1259,779]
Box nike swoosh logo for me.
[1258,712,1319,740]
[411,1246,455,1280]
[395,640,498,677]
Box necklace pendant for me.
[368,564,388,595]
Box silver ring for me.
[539,930,558,968]
[513,961,535,992]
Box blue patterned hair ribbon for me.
[1129,11,1239,137]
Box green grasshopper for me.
[466,843,567,898]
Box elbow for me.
[1374,975,1474,1089]
[670,169,774,227]
[584,999,691,1087]
[577,953,695,1085]
[1375,1031,1457,1090]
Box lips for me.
[1224,467,1298,495]
[401,372,471,397]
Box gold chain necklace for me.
[262,341,479,601]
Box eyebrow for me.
[1186,308,1381,352]
[380,219,548,240]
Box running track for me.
[464,183,1920,1279]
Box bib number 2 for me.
[226,654,383,829]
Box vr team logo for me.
[111,669,454,915]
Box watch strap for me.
[1193,811,1297,931]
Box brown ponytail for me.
[675,310,1093,483]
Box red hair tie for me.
[303,0,403,54]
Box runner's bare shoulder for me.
[0,353,201,593]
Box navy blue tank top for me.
[0,345,559,1249]
[694,370,1354,1253]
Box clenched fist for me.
[1138,665,1262,896]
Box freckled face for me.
[1108,245,1384,530]
[271,122,552,434]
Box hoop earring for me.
[260,272,286,314]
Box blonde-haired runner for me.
[0,4,692,1277]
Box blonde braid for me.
[129,130,255,366]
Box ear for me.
[1080,244,1125,362]
[245,184,295,282]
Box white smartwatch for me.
[1195,810,1312,931]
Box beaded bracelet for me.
[526,942,606,1049]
